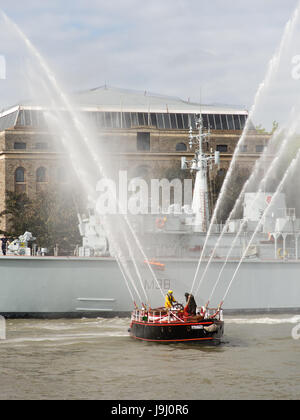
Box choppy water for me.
[0,314,299,400]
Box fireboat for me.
[129,303,224,344]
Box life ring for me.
[156,217,167,229]
[277,248,288,259]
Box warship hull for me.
[0,255,299,318]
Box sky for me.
[0,0,299,115]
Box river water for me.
[0,314,299,400]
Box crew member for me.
[165,290,176,309]
[184,292,197,316]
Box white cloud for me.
[0,0,299,113]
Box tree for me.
[255,120,279,135]
[0,187,82,255]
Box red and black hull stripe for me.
[129,319,224,344]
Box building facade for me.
[0,86,269,231]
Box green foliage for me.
[0,187,82,255]
[255,120,279,135]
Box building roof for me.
[0,85,248,131]
[71,85,248,115]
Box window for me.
[256,145,264,153]
[202,114,209,129]
[176,114,183,129]
[240,115,247,129]
[233,115,241,130]
[208,114,216,130]
[176,143,187,151]
[150,113,157,127]
[104,112,112,128]
[36,167,47,182]
[221,115,228,130]
[15,167,25,183]
[218,168,226,177]
[215,115,222,130]
[137,132,150,151]
[137,113,145,126]
[182,114,189,129]
[157,113,164,129]
[227,115,235,130]
[111,112,121,128]
[163,114,171,129]
[14,142,26,150]
[216,145,228,152]
[170,114,177,129]
[123,112,132,128]
[15,167,26,193]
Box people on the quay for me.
[1,234,9,256]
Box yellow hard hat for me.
[168,290,173,294]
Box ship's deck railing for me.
[131,307,223,323]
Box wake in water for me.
[0,318,131,346]
[226,315,300,325]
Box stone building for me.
[0,86,269,230]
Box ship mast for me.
[181,114,220,232]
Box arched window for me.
[15,167,25,183]
[176,143,187,151]
[36,167,47,182]
[15,167,26,193]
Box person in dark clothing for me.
[184,292,197,316]
[1,235,9,256]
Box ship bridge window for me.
[176,143,187,151]
[36,167,47,182]
[216,145,228,152]
[137,132,150,151]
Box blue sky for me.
[0,0,299,112]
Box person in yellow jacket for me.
[165,290,177,309]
